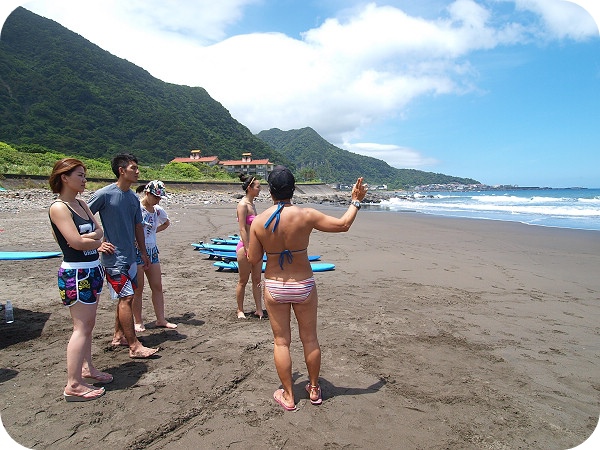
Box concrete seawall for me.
[1,176,335,195]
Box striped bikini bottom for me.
[263,277,316,304]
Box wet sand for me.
[1,190,599,449]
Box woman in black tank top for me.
[49,158,115,402]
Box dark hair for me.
[48,158,86,193]
[111,153,138,178]
[268,165,295,200]
[239,173,256,192]
[135,185,145,194]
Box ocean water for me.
[376,188,600,231]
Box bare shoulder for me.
[49,200,67,214]
[300,206,323,218]
[49,201,73,224]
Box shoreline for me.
[1,190,599,449]
[3,186,600,234]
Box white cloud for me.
[340,142,439,169]
[178,2,521,143]
[509,0,598,39]
[564,1,600,33]
[117,0,258,42]
[3,0,599,172]
[24,0,259,43]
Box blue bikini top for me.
[264,202,306,269]
[264,202,288,232]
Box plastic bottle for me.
[5,300,14,323]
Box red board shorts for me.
[105,264,138,299]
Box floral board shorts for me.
[58,262,105,307]
[135,245,160,265]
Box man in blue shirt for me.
[88,154,159,359]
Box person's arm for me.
[135,222,150,269]
[156,206,170,233]
[84,192,115,253]
[80,201,116,253]
[312,177,367,232]
[134,199,150,268]
[156,218,170,233]
[49,203,103,251]
[79,201,103,240]
[247,221,264,265]
[87,191,103,215]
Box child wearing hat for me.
[133,180,177,331]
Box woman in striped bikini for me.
[248,165,367,411]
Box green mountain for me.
[0,7,286,165]
[1,7,478,188]
[257,127,479,188]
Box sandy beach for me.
[1,187,599,449]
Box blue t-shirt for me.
[88,183,142,268]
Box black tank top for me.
[50,200,99,263]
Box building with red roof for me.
[171,151,274,178]
[219,153,274,178]
[170,150,220,165]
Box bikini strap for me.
[277,250,293,270]
[264,202,287,232]
[270,248,307,270]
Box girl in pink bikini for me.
[235,173,264,319]
[248,166,367,411]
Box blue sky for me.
[1,0,599,187]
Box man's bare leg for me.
[115,295,158,358]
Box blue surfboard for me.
[192,242,238,252]
[210,237,240,245]
[214,261,335,272]
[0,251,62,261]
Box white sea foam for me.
[378,189,600,230]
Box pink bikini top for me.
[238,214,256,225]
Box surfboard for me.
[199,249,321,262]
[0,251,62,261]
[214,261,335,272]
[191,242,238,252]
[210,237,240,245]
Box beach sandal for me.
[305,383,323,405]
[273,389,297,412]
[63,387,105,402]
[155,321,178,329]
[83,372,113,384]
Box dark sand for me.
[1,190,599,449]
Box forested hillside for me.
[1,7,479,188]
[257,128,479,188]
[0,7,285,165]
